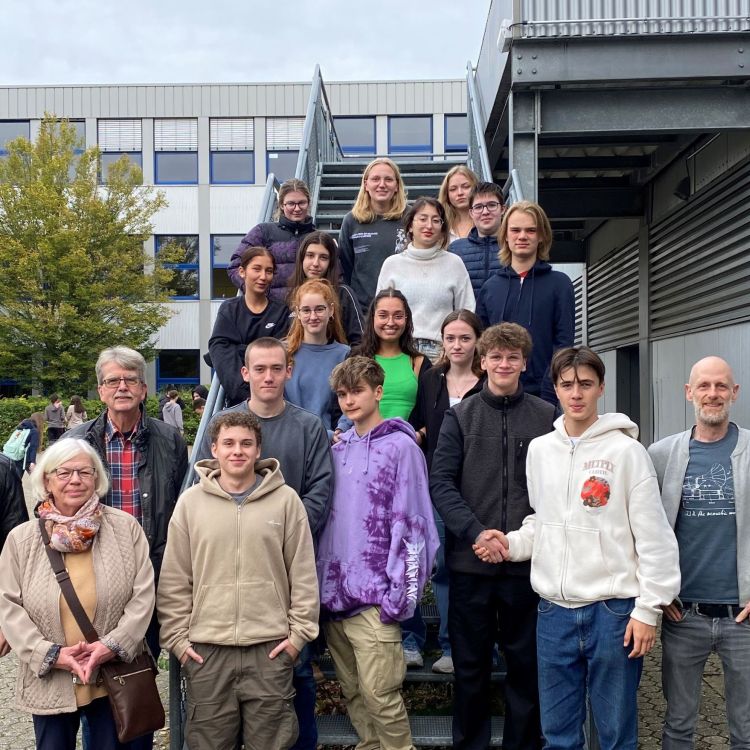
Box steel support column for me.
[509,90,539,201]
[638,220,653,444]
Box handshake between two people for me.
[473,529,509,564]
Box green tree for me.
[0,116,180,393]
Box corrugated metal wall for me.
[519,0,750,36]
[573,275,584,344]
[650,159,750,339]
[585,238,639,350]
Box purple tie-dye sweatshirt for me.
[317,418,439,624]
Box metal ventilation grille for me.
[573,274,584,344]
[210,118,254,151]
[586,238,639,350]
[97,119,142,152]
[650,160,750,339]
[154,119,198,151]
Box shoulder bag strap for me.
[38,518,99,643]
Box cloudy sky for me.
[2,1,490,85]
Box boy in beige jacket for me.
[157,411,319,750]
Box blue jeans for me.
[536,598,642,750]
[432,514,450,655]
[290,644,317,750]
[662,606,750,749]
[400,607,426,653]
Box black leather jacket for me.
[67,407,188,578]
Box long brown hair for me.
[434,309,484,377]
[354,287,420,360]
[286,279,347,356]
[351,158,407,223]
[438,165,478,235]
[404,197,450,249]
[287,231,340,304]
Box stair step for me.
[316,714,504,747]
[318,653,506,684]
[323,160,454,173]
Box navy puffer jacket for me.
[449,228,501,296]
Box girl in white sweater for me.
[377,197,475,361]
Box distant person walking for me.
[44,394,66,445]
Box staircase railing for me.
[466,60,493,182]
[502,168,525,205]
[295,64,344,219]
[169,171,280,750]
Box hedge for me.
[0,389,202,448]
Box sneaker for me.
[432,653,454,674]
[403,645,424,668]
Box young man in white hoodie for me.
[484,346,681,750]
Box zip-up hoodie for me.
[476,260,575,403]
[317,418,439,624]
[449,228,501,296]
[507,413,681,626]
[157,458,320,660]
[227,216,317,302]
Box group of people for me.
[0,157,744,750]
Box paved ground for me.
[0,472,734,748]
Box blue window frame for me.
[445,114,468,153]
[156,235,199,299]
[210,151,255,184]
[333,117,376,156]
[388,116,432,157]
[155,152,198,185]
[212,234,245,299]
[266,151,298,183]
[0,120,30,157]
[156,350,200,392]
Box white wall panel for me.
[151,187,200,234]
[209,186,265,233]
[154,302,201,349]
[599,349,618,415]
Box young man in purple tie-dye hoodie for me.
[318,356,439,750]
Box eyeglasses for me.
[100,376,143,389]
[298,305,329,318]
[375,312,406,322]
[414,214,444,227]
[283,200,309,209]
[49,467,97,481]
[470,201,503,214]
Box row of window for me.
[1,115,468,183]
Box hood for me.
[278,215,315,235]
[193,457,285,503]
[337,417,417,473]
[553,412,639,442]
[496,259,553,279]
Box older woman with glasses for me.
[376,197,474,362]
[227,178,316,303]
[0,439,155,750]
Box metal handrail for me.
[169,171,280,750]
[466,60,493,182]
[295,64,344,219]
[502,168,525,205]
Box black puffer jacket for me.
[67,408,188,578]
[0,454,28,552]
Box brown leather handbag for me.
[39,519,165,742]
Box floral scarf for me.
[38,494,102,553]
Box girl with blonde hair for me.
[438,164,478,243]
[339,158,408,312]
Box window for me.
[156,350,200,391]
[388,116,432,156]
[333,117,376,156]
[210,118,254,184]
[68,120,86,179]
[98,119,142,183]
[445,114,468,153]
[155,119,198,184]
[212,234,245,299]
[156,235,199,299]
[266,118,303,182]
[0,120,30,158]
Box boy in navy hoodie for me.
[318,356,439,750]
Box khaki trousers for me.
[325,606,415,750]
[183,641,297,750]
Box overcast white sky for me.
[1,1,490,85]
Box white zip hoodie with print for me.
[506,412,680,626]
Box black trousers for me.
[449,571,543,750]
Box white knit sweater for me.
[376,243,475,343]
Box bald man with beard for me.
[648,356,750,749]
